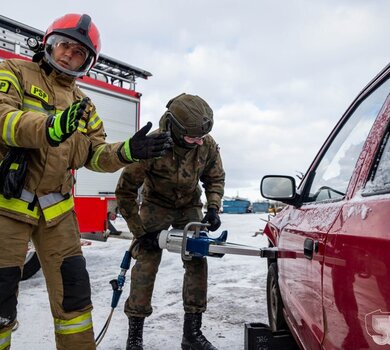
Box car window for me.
[364,128,390,195]
[304,78,390,203]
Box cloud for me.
[2,0,390,201]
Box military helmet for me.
[166,93,213,147]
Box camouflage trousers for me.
[125,202,208,318]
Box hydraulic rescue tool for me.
[158,221,278,260]
[97,221,276,346]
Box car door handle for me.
[304,238,318,260]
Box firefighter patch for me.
[0,80,10,93]
[31,85,49,103]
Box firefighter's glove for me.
[123,122,172,161]
[0,148,28,199]
[46,98,90,146]
[137,231,161,252]
[201,207,221,232]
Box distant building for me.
[222,197,251,214]
[252,201,270,213]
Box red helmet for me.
[43,14,101,77]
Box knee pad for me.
[60,256,91,312]
[0,266,21,326]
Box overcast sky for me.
[2,1,390,201]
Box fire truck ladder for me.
[0,14,152,91]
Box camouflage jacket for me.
[115,134,225,238]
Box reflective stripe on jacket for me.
[0,189,74,222]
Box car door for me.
[322,89,390,349]
[278,74,390,350]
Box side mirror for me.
[260,175,299,205]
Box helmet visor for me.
[45,34,94,77]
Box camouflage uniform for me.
[116,132,225,317]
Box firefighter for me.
[115,93,225,350]
[0,13,171,350]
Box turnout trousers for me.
[125,203,208,318]
[0,211,95,350]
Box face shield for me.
[44,34,95,77]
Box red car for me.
[260,63,390,350]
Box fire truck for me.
[0,15,151,278]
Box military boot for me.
[181,313,218,350]
[126,316,145,350]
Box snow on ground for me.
[13,213,270,350]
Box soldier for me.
[0,13,171,350]
[116,93,225,350]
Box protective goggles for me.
[183,135,205,145]
[166,112,210,137]
[52,35,89,62]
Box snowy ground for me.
[13,213,270,350]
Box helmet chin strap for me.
[39,57,53,75]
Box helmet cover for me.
[166,93,213,148]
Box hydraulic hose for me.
[95,249,131,346]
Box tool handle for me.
[111,289,122,308]
[120,250,131,270]
[181,222,210,261]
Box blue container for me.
[223,198,250,214]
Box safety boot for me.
[126,316,144,350]
[181,313,218,350]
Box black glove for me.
[122,122,172,161]
[0,148,28,199]
[137,231,161,251]
[201,207,221,232]
[46,97,90,146]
